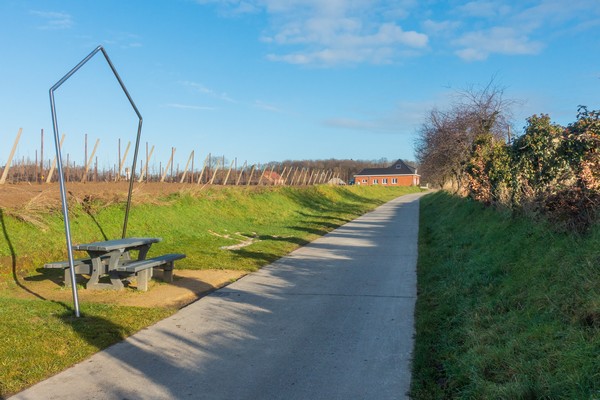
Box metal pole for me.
[49,45,144,316]
[49,90,80,317]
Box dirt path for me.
[4,269,247,309]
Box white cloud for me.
[31,10,73,30]
[198,0,427,66]
[454,27,544,61]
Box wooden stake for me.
[246,164,256,186]
[196,155,208,185]
[223,159,235,185]
[138,145,154,182]
[257,165,267,186]
[81,139,100,182]
[279,166,288,185]
[0,128,23,184]
[236,160,247,186]
[46,133,65,184]
[180,150,194,183]
[161,147,175,182]
[209,158,220,185]
[40,129,44,183]
[118,141,131,181]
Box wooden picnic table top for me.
[73,237,161,252]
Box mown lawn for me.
[411,191,600,399]
[0,185,420,397]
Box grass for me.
[411,191,600,399]
[0,184,419,397]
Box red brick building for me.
[354,159,420,187]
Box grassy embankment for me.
[412,191,600,399]
[0,184,419,397]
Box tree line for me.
[416,81,600,232]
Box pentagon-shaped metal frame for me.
[49,45,143,317]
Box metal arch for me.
[50,45,143,317]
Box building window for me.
[392,178,397,184]
[382,178,388,184]
[362,179,367,183]
[373,179,378,184]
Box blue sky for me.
[1,0,599,172]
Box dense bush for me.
[464,106,600,232]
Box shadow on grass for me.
[0,209,47,301]
[287,225,330,236]
[257,234,310,247]
[230,248,281,265]
[56,309,129,351]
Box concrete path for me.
[11,192,425,400]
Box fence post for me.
[236,160,247,186]
[161,147,175,182]
[0,128,23,184]
[138,145,154,182]
[209,158,220,185]
[46,133,66,183]
[180,150,194,183]
[117,141,131,181]
[197,155,208,184]
[246,164,256,186]
[223,159,235,185]
[81,139,100,182]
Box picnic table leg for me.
[159,261,174,283]
[136,268,151,291]
[86,251,124,290]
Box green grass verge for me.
[0,185,419,397]
[411,191,600,399]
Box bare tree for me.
[415,79,515,190]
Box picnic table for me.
[45,237,185,291]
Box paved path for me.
[11,192,425,400]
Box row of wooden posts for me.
[0,129,343,186]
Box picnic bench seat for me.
[116,253,186,291]
[44,254,112,287]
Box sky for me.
[1,0,599,172]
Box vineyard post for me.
[170,148,175,181]
[246,164,256,186]
[160,147,175,182]
[46,133,65,183]
[307,169,315,185]
[40,129,44,183]
[138,145,154,182]
[0,128,23,184]
[290,167,300,185]
[279,166,288,185]
[84,133,88,181]
[257,165,267,185]
[233,157,237,185]
[190,151,194,183]
[209,158,220,185]
[268,164,275,185]
[81,139,100,182]
[118,141,131,181]
[197,155,208,185]
[180,150,194,183]
[236,160,247,185]
[223,159,235,185]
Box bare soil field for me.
[0,181,205,210]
